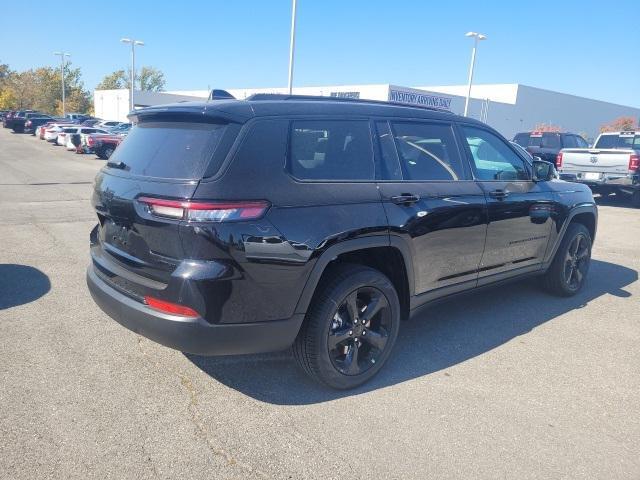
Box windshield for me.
[106,121,227,179]
[595,134,640,149]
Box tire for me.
[631,190,640,209]
[293,264,401,389]
[542,223,592,296]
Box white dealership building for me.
[94,83,640,140]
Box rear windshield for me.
[528,133,561,149]
[107,121,226,179]
[595,134,640,150]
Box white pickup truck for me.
[558,131,640,207]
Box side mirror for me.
[532,159,556,181]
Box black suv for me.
[87,96,597,389]
[513,131,589,166]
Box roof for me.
[130,95,479,126]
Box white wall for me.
[93,89,208,122]
[423,83,640,140]
[94,84,640,142]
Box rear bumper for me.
[560,172,639,190]
[86,266,304,356]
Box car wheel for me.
[293,264,400,389]
[631,190,640,208]
[542,223,591,296]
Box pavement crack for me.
[136,338,269,478]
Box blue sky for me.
[3,0,639,107]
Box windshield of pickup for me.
[595,133,640,149]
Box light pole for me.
[463,31,486,117]
[53,52,71,116]
[120,38,144,111]
[287,0,297,94]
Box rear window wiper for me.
[106,160,127,169]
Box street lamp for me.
[287,0,297,94]
[53,52,71,116]
[463,31,487,117]
[120,38,144,111]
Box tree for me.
[0,61,91,114]
[96,70,127,90]
[96,66,166,92]
[534,123,562,132]
[138,66,165,92]
[600,116,638,132]
[0,88,17,109]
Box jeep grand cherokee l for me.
[86,95,597,389]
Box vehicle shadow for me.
[0,264,51,310]
[184,259,636,405]
[595,194,636,210]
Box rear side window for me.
[107,121,226,179]
[513,133,530,147]
[562,135,578,148]
[289,120,374,180]
[575,136,589,148]
[390,122,463,181]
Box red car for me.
[87,134,124,159]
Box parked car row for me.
[513,130,639,207]
[3,110,130,159]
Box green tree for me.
[0,61,91,114]
[96,69,127,90]
[96,66,166,92]
[138,66,165,92]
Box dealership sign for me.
[330,91,360,99]
[389,89,452,110]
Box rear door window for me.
[289,120,374,180]
[389,122,464,181]
[107,121,227,179]
[575,136,589,148]
[562,135,578,148]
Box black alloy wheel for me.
[328,286,392,376]
[563,233,590,292]
[293,264,401,389]
[542,222,591,296]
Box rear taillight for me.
[137,197,270,222]
[556,152,563,168]
[87,136,95,146]
[144,296,199,317]
[629,154,639,172]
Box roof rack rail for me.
[244,93,454,114]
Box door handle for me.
[391,194,420,205]
[489,189,509,200]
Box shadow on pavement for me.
[0,264,51,310]
[595,193,637,210]
[185,259,636,405]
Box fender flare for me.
[293,235,415,315]
[544,203,597,265]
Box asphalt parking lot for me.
[0,126,639,480]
